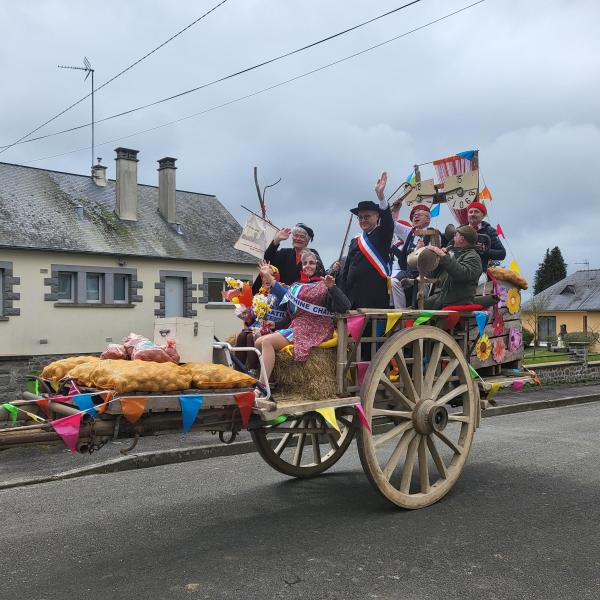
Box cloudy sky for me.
[1,0,599,293]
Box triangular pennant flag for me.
[375,320,386,337]
[442,311,461,331]
[354,403,372,433]
[486,382,502,401]
[35,398,52,418]
[457,150,475,160]
[72,393,97,418]
[468,365,479,380]
[234,391,255,428]
[429,203,440,218]
[26,376,40,396]
[356,361,370,385]
[2,403,18,423]
[512,380,524,391]
[265,415,288,426]
[120,397,148,424]
[479,185,493,201]
[496,224,506,239]
[508,259,520,274]
[405,319,415,328]
[51,413,83,453]
[347,315,366,341]
[96,391,114,414]
[23,410,46,424]
[68,381,81,396]
[474,311,488,337]
[414,311,433,326]
[405,170,416,184]
[385,311,403,334]
[316,407,341,434]
[179,395,204,433]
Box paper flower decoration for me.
[476,334,492,361]
[225,277,243,289]
[508,328,522,352]
[497,284,508,308]
[492,338,506,363]
[252,294,274,321]
[492,312,504,336]
[506,288,521,314]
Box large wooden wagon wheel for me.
[356,326,478,509]
[251,409,355,478]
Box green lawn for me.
[524,348,600,365]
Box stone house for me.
[0,148,256,400]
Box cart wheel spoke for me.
[447,414,470,423]
[418,436,430,494]
[430,358,459,401]
[399,434,420,493]
[426,435,448,479]
[374,420,413,449]
[372,408,412,419]
[395,353,419,402]
[412,339,424,397]
[379,374,414,410]
[433,429,464,456]
[383,429,416,481]
[435,383,469,407]
[326,430,340,451]
[274,418,300,456]
[311,417,322,464]
[424,341,443,396]
[292,418,308,466]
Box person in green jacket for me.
[424,225,483,310]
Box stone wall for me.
[528,360,600,386]
[0,354,96,403]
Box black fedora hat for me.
[350,200,381,216]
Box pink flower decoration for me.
[492,338,506,363]
[493,312,504,336]
[508,328,522,352]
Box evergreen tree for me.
[533,247,567,294]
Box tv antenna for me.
[58,57,95,168]
[575,260,590,273]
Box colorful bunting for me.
[512,380,525,392]
[356,361,370,385]
[35,398,52,418]
[179,395,204,433]
[354,403,372,433]
[347,315,366,341]
[265,415,288,426]
[385,311,403,334]
[68,381,81,395]
[486,383,502,402]
[316,407,341,434]
[442,311,461,331]
[468,365,479,380]
[414,311,433,326]
[405,170,416,185]
[375,320,386,337]
[508,259,520,274]
[51,413,83,453]
[72,394,97,418]
[23,410,46,424]
[120,397,148,424]
[234,391,255,428]
[457,150,475,160]
[474,311,488,337]
[2,403,18,423]
[479,185,493,201]
[496,224,505,239]
[429,203,440,218]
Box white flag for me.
[234,214,279,259]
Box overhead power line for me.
[1,0,423,151]
[0,0,231,156]
[22,0,486,166]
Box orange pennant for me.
[120,397,148,424]
[234,391,255,428]
[479,185,492,201]
[96,391,114,414]
[35,398,52,418]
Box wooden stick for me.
[338,214,353,262]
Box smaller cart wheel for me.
[251,408,355,478]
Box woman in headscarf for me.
[254,252,350,387]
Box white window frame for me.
[57,271,76,303]
[85,272,104,304]
[0,268,4,316]
[113,273,130,304]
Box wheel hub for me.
[413,399,448,435]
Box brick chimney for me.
[91,157,107,187]
[157,157,177,223]
[114,147,139,221]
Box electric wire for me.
[0,0,231,155]
[1,0,423,151]
[22,0,486,165]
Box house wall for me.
[0,249,256,356]
[521,310,600,351]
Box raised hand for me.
[328,260,341,275]
[274,227,292,243]
[375,171,388,201]
[257,259,275,285]
[323,274,336,289]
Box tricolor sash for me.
[283,283,332,317]
[356,233,392,280]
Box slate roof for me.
[523,270,600,311]
[0,162,255,264]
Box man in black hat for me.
[340,172,394,309]
[252,222,323,292]
[424,225,483,310]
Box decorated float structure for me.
[0,151,534,510]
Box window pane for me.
[86,273,102,302]
[114,274,128,302]
[0,269,3,315]
[207,279,225,302]
[58,272,74,301]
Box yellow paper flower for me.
[506,288,521,314]
[252,294,274,321]
[225,277,243,289]
[476,334,492,361]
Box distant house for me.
[0,148,256,361]
[522,269,600,350]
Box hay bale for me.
[273,347,337,401]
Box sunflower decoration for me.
[506,288,521,314]
[476,334,492,361]
[492,338,506,363]
[508,327,522,352]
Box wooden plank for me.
[254,395,361,419]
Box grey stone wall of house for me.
[528,360,600,385]
[0,353,97,403]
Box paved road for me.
[3,404,600,600]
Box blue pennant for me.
[474,311,488,337]
[72,393,97,417]
[457,150,475,160]
[429,204,440,218]
[179,395,204,433]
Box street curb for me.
[2,393,600,491]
